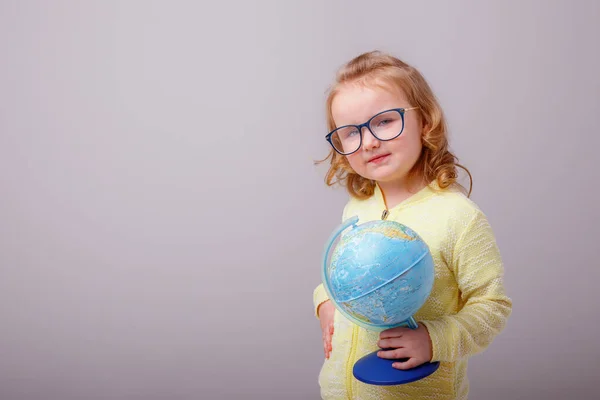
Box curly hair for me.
[318,51,472,199]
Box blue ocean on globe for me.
[322,216,435,331]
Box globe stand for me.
[353,351,440,386]
[352,317,440,386]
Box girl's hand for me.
[377,323,433,370]
[318,300,335,359]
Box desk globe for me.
[322,215,440,385]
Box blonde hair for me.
[318,51,472,199]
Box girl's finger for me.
[378,338,401,349]
[324,335,331,357]
[392,357,421,370]
[323,333,332,358]
[377,347,408,360]
[379,328,407,339]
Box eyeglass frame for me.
[325,107,420,155]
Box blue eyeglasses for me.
[326,107,419,155]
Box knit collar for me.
[373,180,439,212]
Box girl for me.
[313,51,512,399]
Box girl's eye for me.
[339,128,359,139]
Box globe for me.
[321,215,439,385]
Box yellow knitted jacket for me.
[313,182,512,399]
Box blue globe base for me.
[353,350,440,386]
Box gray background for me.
[1,1,598,399]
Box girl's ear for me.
[416,111,428,136]
[421,121,430,136]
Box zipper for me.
[346,325,358,399]
[380,184,389,220]
[381,209,389,220]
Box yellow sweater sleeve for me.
[313,284,329,319]
[421,210,512,362]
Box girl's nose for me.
[361,127,380,151]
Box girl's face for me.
[331,83,425,187]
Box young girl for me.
[313,51,512,399]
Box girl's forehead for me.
[332,82,407,123]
